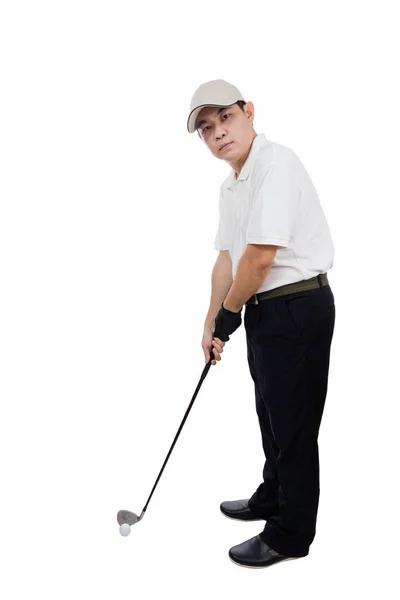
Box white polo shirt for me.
[214,133,335,293]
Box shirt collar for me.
[222,133,269,191]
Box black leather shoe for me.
[220,498,265,521]
[229,534,308,568]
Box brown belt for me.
[245,272,329,305]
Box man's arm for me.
[223,244,278,313]
[204,250,233,326]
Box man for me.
[187,79,336,569]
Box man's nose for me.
[214,125,227,140]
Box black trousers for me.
[245,281,335,557]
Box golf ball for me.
[119,523,131,537]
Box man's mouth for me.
[219,142,233,151]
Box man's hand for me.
[214,302,242,342]
[202,323,226,365]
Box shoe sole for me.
[228,555,304,569]
[220,509,265,522]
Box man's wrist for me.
[222,301,242,314]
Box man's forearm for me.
[204,256,233,326]
[223,256,271,313]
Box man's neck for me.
[231,132,257,180]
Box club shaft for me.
[141,354,214,514]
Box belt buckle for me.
[247,293,258,305]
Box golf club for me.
[117,344,218,536]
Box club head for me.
[117,509,142,527]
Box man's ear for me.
[245,101,255,122]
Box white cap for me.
[187,79,246,133]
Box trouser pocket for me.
[284,294,311,337]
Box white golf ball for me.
[119,523,131,537]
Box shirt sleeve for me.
[246,162,300,248]
[214,186,231,251]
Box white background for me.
[1,1,399,598]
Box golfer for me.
[187,79,336,568]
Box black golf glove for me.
[213,302,242,342]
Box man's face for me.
[196,102,255,161]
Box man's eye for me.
[202,114,229,133]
